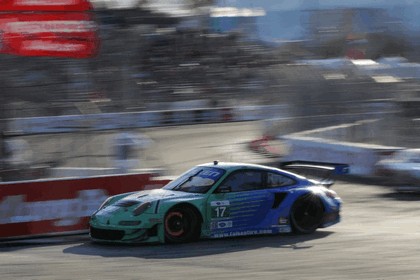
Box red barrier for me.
[0,173,170,240]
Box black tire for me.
[290,194,324,234]
[164,206,201,243]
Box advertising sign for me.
[0,0,92,12]
[0,12,98,58]
[0,173,170,239]
[0,0,98,58]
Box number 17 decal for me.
[210,201,230,218]
[215,206,227,218]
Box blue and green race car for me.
[89,161,347,244]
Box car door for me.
[206,169,273,237]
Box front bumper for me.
[320,211,340,228]
[89,224,161,243]
[89,208,166,243]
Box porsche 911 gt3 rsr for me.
[89,161,347,244]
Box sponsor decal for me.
[210,220,233,230]
[200,169,224,179]
[278,217,288,224]
[210,200,230,207]
[217,220,233,229]
[272,225,292,233]
[212,229,273,238]
[0,189,108,226]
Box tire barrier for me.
[0,172,170,240]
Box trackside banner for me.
[0,0,93,12]
[0,13,99,58]
[0,173,170,240]
[0,0,99,58]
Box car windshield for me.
[163,166,225,194]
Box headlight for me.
[324,189,339,199]
[133,202,152,216]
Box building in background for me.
[213,0,420,59]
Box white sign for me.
[0,189,108,226]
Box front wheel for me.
[164,206,201,243]
[290,194,324,234]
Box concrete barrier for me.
[6,107,252,135]
[6,105,294,136]
[280,120,402,176]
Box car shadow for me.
[62,231,333,259]
[377,191,420,201]
[0,234,91,252]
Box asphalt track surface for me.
[2,122,420,280]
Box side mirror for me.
[217,185,231,193]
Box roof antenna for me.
[213,160,218,165]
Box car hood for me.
[92,189,203,223]
[113,188,203,205]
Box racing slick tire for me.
[164,205,201,243]
[290,194,324,234]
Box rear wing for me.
[279,161,350,188]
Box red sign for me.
[0,0,92,12]
[0,173,170,239]
[0,12,99,58]
[0,0,99,58]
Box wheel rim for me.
[294,204,317,228]
[292,197,323,232]
[165,211,187,237]
[164,207,200,243]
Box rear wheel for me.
[164,206,201,243]
[290,194,324,234]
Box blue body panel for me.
[202,162,343,239]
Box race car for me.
[375,149,420,192]
[89,161,347,244]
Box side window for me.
[219,170,263,192]
[267,172,295,188]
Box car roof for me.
[197,161,307,180]
[198,161,281,172]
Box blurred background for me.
[2,0,420,179]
